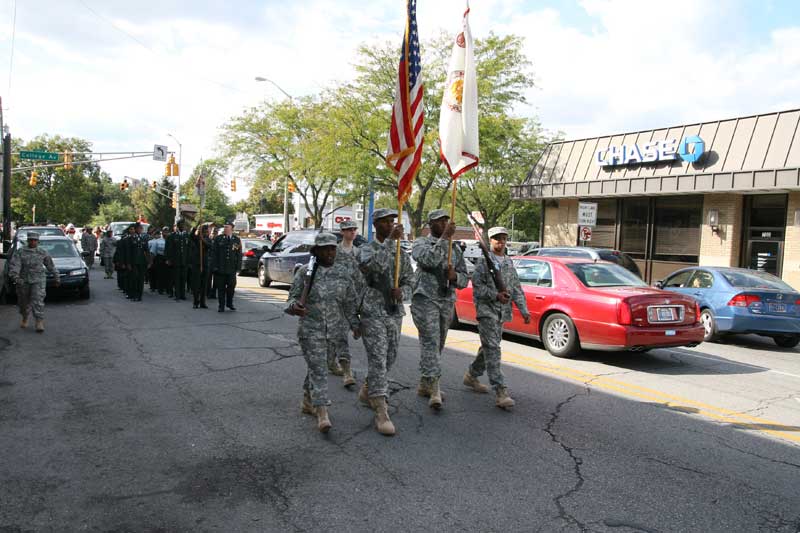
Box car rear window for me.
[720,270,794,291]
[538,248,590,258]
[242,240,263,250]
[567,263,647,288]
[17,228,64,240]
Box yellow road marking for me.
[401,325,800,445]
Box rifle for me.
[286,256,318,315]
[469,218,506,293]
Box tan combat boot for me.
[358,382,370,406]
[416,377,431,398]
[20,315,28,329]
[369,397,396,436]
[328,360,344,376]
[463,371,489,394]
[301,390,314,415]
[495,387,515,409]
[35,319,44,333]
[428,378,443,410]
[315,406,332,433]
[341,360,356,388]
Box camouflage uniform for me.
[469,249,530,390]
[99,235,116,278]
[9,242,59,321]
[328,241,363,368]
[410,219,469,381]
[357,234,413,399]
[287,245,360,407]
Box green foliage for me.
[90,200,135,227]
[181,158,235,226]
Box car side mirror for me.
[262,245,269,251]
[654,280,664,289]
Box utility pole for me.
[283,176,289,233]
[167,133,182,223]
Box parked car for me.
[240,238,271,275]
[454,257,704,357]
[0,235,90,302]
[657,267,800,347]
[108,221,150,242]
[14,225,65,241]
[257,230,319,287]
[526,246,643,279]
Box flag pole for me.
[446,177,457,266]
[394,201,403,290]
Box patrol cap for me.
[371,208,398,222]
[427,209,449,223]
[312,232,338,249]
[339,220,358,230]
[161,226,170,232]
[488,226,510,239]
[26,231,40,241]
[224,219,235,227]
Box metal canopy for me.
[512,109,800,200]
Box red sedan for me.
[455,257,705,357]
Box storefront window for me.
[619,198,648,258]
[584,199,616,249]
[652,196,702,262]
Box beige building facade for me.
[512,109,800,287]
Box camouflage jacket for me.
[99,236,116,258]
[8,247,59,285]
[356,238,413,318]
[411,235,469,302]
[472,254,529,323]
[334,243,363,291]
[287,263,359,339]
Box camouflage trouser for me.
[361,315,402,398]
[17,282,46,320]
[327,319,352,368]
[103,256,114,277]
[300,334,331,407]
[469,315,505,390]
[411,295,454,380]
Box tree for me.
[10,135,109,225]
[90,200,135,227]
[181,158,235,226]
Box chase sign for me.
[596,135,705,167]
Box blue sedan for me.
[657,267,800,348]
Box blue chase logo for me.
[596,135,705,167]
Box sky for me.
[1,0,800,202]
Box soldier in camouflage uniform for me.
[286,232,361,433]
[356,208,413,436]
[8,232,60,332]
[465,227,531,409]
[327,220,363,386]
[411,209,469,410]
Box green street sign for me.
[19,151,60,162]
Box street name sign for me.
[19,151,59,162]
[578,202,598,227]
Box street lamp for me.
[167,132,182,224]
[255,76,293,232]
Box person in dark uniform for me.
[115,225,134,296]
[165,220,190,301]
[125,222,149,301]
[211,221,242,312]
[207,224,218,300]
[161,226,174,297]
[190,223,213,309]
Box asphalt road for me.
[1,269,799,532]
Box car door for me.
[266,235,291,280]
[684,270,714,308]
[281,242,313,284]
[509,259,554,337]
[660,269,696,297]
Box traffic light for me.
[64,152,73,170]
[151,180,158,190]
[120,179,129,191]
[288,181,296,193]
[165,155,179,177]
[171,191,178,208]
[230,178,237,192]
[29,167,38,187]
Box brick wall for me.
[543,198,578,247]
[783,192,800,290]
[699,194,742,268]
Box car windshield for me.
[37,240,79,258]
[17,227,64,240]
[242,240,263,250]
[567,263,647,288]
[721,270,795,291]
[513,259,552,287]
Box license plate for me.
[665,330,676,336]
[657,308,675,321]
[769,303,787,313]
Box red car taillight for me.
[727,294,761,307]
[694,302,701,324]
[617,301,632,325]
[244,249,255,257]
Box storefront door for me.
[743,194,787,277]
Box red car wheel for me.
[542,313,580,358]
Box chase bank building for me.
[512,109,800,288]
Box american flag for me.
[386,0,424,206]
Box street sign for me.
[19,151,59,162]
[578,202,598,227]
[153,145,168,162]
[579,226,592,242]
